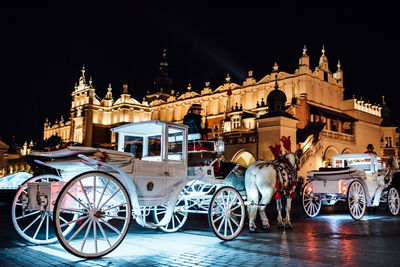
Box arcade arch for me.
[323,146,339,167]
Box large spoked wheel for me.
[11,174,77,244]
[387,186,400,216]
[302,182,321,218]
[153,196,189,233]
[53,171,132,259]
[347,180,366,220]
[208,186,245,241]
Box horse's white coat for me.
[245,152,299,231]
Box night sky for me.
[1,3,398,145]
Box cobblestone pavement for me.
[0,203,400,267]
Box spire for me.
[272,62,279,73]
[299,45,310,71]
[89,76,93,87]
[337,60,341,70]
[187,83,192,91]
[382,95,386,106]
[319,45,329,72]
[122,83,129,94]
[105,83,113,100]
[78,65,86,86]
[154,48,173,93]
[225,73,231,83]
[274,74,279,90]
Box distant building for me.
[0,139,32,177]
[44,47,398,178]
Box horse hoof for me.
[249,226,257,233]
[262,226,271,232]
[277,223,284,229]
[285,224,293,229]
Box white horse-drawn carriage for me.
[11,121,246,258]
[302,153,400,220]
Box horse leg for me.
[276,198,284,229]
[258,186,273,231]
[246,181,259,232]
[285,197,293,229]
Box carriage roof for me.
[112,120,188,136]
[332,153,380,161]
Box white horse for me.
[245,151,301,231]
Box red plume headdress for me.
[280,136,291,153]
[269,144,282,159]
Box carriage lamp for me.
[339,180,347,194]
[306,184,313,194]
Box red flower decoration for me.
[290,192,296,199]
[227,89,232,96]
[275,192,282,199]
[276,181,283,189]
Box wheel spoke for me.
[60,207,86,214]
[96,179,110,209]
[102,214,128,221]
[217,217,225,233]
[224,215,228,236]
[79,180,92,209]
[33,215,45,239]
[68,218,90,243]
[102,203,127,212]
[99,189,121,210]
[93,218,98,254]
[227,216,234,235]
[93,176,96,210]
[16,210,41,220]
[229,195,238,209]
[96,220,111,247]
[213,214,224,223]
[81,220,92,252]
[229,216,240,228]
[67,192,89,209]
[61,215,89,228]
[22,215,41,233]
[100,218,122,235]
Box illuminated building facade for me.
[44,47,398,178]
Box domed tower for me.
[257,67,298,161]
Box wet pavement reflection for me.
[0,203,399,266]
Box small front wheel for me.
[11,174,77,245]
[347,180,366,220]
[208,186,245,241]
[387,186,400,216]
[302,182,321,218]
[153,195,189,233]
[53,171,132,259]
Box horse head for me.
[283,148,302,171]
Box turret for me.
[298,45,311,74]
[319,46,330,72]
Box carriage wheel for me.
[387,186,400,216]
[208,186,245,241]
[302,182,321,218]
[153,196,189,233]
[53,171,132,259]
[11,174,77,245]
[347,180,366,220]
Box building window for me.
[324,72,328,82]
[232,117,240,129]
